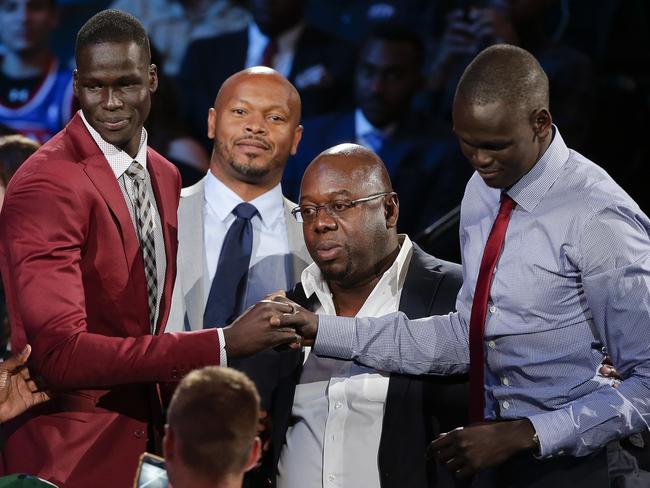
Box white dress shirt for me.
[245,21,304,77]
[79,110,166,330]
[277,235,413,488]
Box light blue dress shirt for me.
[203,172,292,312]
[314,128,650,458]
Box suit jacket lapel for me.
[68,114,149,334]
[382,245,445,444]
[399,246,443,319]
[178,178,207,331]
[283,197,311,287]
[147,150,177,333]
[70,116,142,289]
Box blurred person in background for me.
[110,0,250,77]
[0,134,39,356]
[0,0,74,143]
[177,0,356,149]
[283,23,469,237]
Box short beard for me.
[229,156,271,179]
[319,244,354,285]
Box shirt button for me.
[502,400,510,410]
[334,401,342,409]
[487,340,496,349]
[502,377,510,386]
[489,305,497,313]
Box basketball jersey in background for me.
[0,58,74,143]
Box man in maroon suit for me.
[0,9,296,487]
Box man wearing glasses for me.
[272,143,467,488]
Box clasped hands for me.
[221,293,318,358]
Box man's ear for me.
[244,437,262,473]
[149,64,159,93]
[73,69,79,98]
[163,424,174,462]
[385,192,399,229]
[290,125,303,156]
[207,108,217,140]
[531,108,552,141]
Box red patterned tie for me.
[469,194,517,422]
[261,39,278,67]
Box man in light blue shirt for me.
[277,44,650,486]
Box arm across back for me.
[527,205,650,457]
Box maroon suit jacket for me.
[0,113,219,487]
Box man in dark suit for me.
[272,144,467,488]
[177,0,356,148]
[282,23,471,237]
[0,10,296,487]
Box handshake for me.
[220,294,319,359]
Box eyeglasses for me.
[291,192,391,223]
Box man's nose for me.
[244,113,268,134]
[103,88,123,110]
[471,148,493,168]
[313,207,337,232]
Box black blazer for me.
[177,26,356,146]
[271,244,468,488]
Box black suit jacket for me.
[177,25,356,146]
[272,244,468,488]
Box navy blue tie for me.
[203,202,258,328]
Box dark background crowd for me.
[1,0,649,347]
[3,0,649,198]
[0,0,650,221]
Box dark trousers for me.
[468,447,610,488]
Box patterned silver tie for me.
[126,161,158,332]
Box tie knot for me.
[126,161,146,181]
[499,194,517,215]
[233,202,258,221]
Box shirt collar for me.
[204,170,285,228]
[506,125,570,213]
[79,110,148,180]
[248,21,305,52]
[355,108,397,140]
[301,234,413,301]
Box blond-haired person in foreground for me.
[164,367,261,488]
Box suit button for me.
[133,429,146,439]
[171,368,178,379]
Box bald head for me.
[455,44,549,112]
[303,143,393,198]
[215,66,301,124]
[299,143,399,288]
[207,66,303,199]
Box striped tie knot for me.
[126,161,146,182]
[233,202,258,221]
